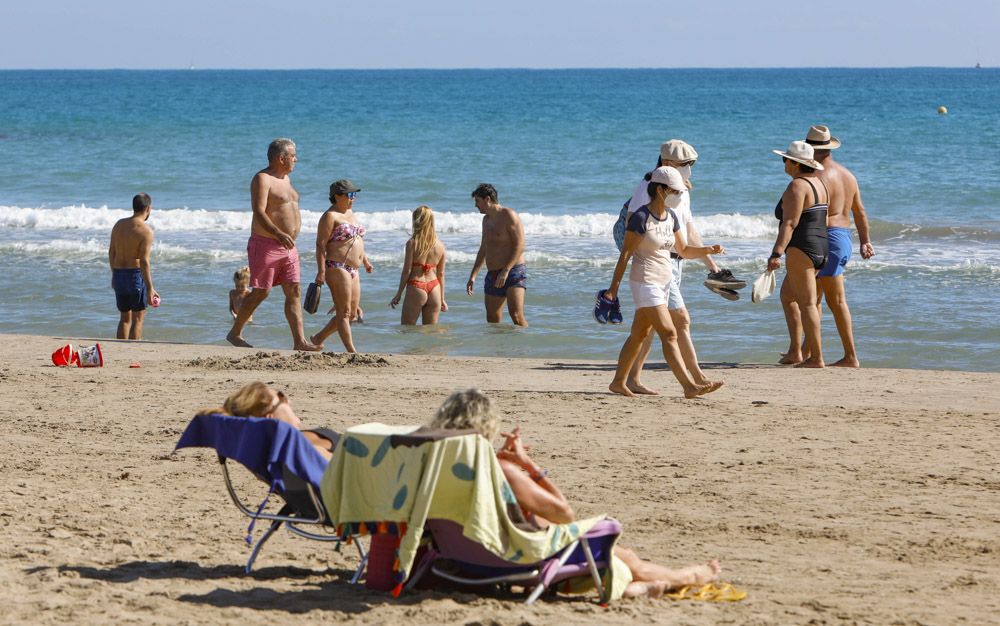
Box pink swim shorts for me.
[247,234,300,289]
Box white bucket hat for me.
[649,166,687,191]
[660,139,698,163]
[772,141,824,170]
[804,125,841,150]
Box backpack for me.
[612,198,630,252]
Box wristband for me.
[530,468,549,482]
[769,252,782,260]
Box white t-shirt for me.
[628,178,691,246]
[625,205,680,285]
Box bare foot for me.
[794,357,825,368]
[609,381,635,397]
[832,356,860,368]
[626,380,659,395]
[226,331,252,348]
[674,559,722,588]
[293,342,322,352]
[624,580,669,599]
[778,352,803,365]
[309,334,325,350]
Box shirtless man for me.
[465,183,528,326]
[226,138,320,351]
[780,126,875,367]
[109,193,160,340]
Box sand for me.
[1,332,998,625]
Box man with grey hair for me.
[227,138,320,351]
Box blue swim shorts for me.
[484,263,527,297]
[818,227,852,278]
[112,268,148,312]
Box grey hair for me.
[267,138,296,162]
[430,389,499,441]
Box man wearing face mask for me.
[618,140,742,394]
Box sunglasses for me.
[678,160,696,167]
[266,389,287,414]
[344,192,357,200]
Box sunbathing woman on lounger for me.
[428,388,722,598]
[202,382,339,461]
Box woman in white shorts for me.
[604,166,726,399]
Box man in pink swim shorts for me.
[226,138,321,351]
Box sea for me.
[1,69,998,372]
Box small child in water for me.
[229,266,253,322]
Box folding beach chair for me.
[405,517,622,604]
[175,413,366,577]
[319,424,628,602]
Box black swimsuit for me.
[775,177,829,269]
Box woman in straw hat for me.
[768,141,830,368]
[604,166,726,398]
[389,205,448,324]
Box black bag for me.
[304,282,322,314]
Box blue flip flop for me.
[594,290,614,324]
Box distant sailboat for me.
[189,59,196,70]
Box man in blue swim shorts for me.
[108,193,160,340]
[465,183,528,326]
[799,126,875,367]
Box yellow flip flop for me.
[664,582,747,602]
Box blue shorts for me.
[818,227,852,278]
[484,264,527,297]
[112,268,147,312]
[666,257,685,310]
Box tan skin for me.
[781,149,875,367]
[390,239,448,325]
[496,426,722,598]
[255,387,334,461]
[227,146,320,351]
[605,183,726,398]
[768,158,830,368]
[109,205,159,340]
[311,193,373,353]
[466,196,528,326]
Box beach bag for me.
[751,270,776,303]
[612,198,631,251]
[304,282,322,314]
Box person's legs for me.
[647,305,720,397]
[786,248,824,368]
[279,282,319,351]
[421,283,443,325]
[819,275,859,367]
[484,294,506,323]
[610,311,654,397]
[615,546,722,596]
[227,288,268,347]
[313,270,357,352]
[669,306,718,387]
[505,287,527,326]
[117,311,132,340]
[401,284,427,325]
[779,273,805,364]
[625,332,657,395]
[129,309,146,340]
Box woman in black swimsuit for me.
[768,141,829,369]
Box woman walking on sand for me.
[603,166,726,399]
[311,179,372,353]
[768,141,829,368]
[390,205,448,324]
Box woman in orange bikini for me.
[390,205,448,325]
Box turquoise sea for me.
[0,69,997,371]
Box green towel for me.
[319,423,629,599]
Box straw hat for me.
[649,166,687,191]
[804,125,841,150]
[772,141,824,170]
[660,139,698,163]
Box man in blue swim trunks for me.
[109,193,160,340]
[465,183,528,326]
[783,126,875,367]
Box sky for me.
[1,0,996,69]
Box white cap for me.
[649,166,686,191]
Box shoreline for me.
[2,332,998,624]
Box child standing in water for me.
[229,266,253,322]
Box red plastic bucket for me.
[77,343,104,367]
[52,344,78,367]
[365,532,399,591]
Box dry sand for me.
[1,333,998,625]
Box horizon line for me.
[0,65,991,72]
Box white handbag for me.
[751,269,777,303]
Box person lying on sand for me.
[200,382,338,460]
[428,388,722,598]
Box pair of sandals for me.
[593,290,623,324]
